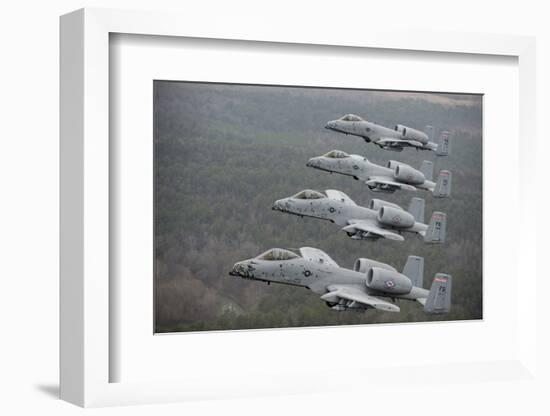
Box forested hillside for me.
[154,81,483,333]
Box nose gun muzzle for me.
[229,261,251,278]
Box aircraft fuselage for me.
[306,154,435,192]
[272,195,427,235]
[229,255,428,302]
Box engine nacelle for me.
[368,198,403,212]
[395,124,429,144]
[394,164,426,185]
[378,206,415,228]
[353,258,397,274]
[386,160,405,170]
[366,267,412,295]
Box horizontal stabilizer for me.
[420,160,434,182]
[424,125,435,141]
[402,255,424,288]
[407,197,425,223]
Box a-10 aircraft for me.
[272,189,446,243]
[229,247,452,314]
[325,114,451,155]
[307,150,452,197]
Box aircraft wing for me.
[377,137,424,148]
[342,220,405,241]
[299,247,339,267]
[321,284,400,312]
[325,189,356,206]
[365,176,418,192]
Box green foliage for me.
[154,82,483,333]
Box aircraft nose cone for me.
[229,261,248,277]
[272,200,285,211]
[229,263,239,276]
[306,158,319,168]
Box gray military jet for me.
[229,247,452,314]
[272,189,446,243]
[325,114,451,155]
[306,150,452,197]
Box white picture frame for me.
[60,8,538,408]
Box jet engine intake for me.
[378,206,415,228]
[368,198,403,212]
[387,160,405,170]
[366,267,412,295]
[394,164,425,185]
[395,124,429,144]
[353,258,397,274]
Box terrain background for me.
[154,81,483,332]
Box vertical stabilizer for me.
[420,160,434,182]
[407,197,425,224]
[424,125,434,141]
[423,212,446,244]
[435,131,451,156]
[424,274,452,314]
[433,170,452,198]
[402,255,424,288]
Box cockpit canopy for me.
[292,190,326,200]
[323,150,350,159]
[340,114,364,122]
[256,248,300,261]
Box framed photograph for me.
[153,80,479,334]
[60,8,538,408]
